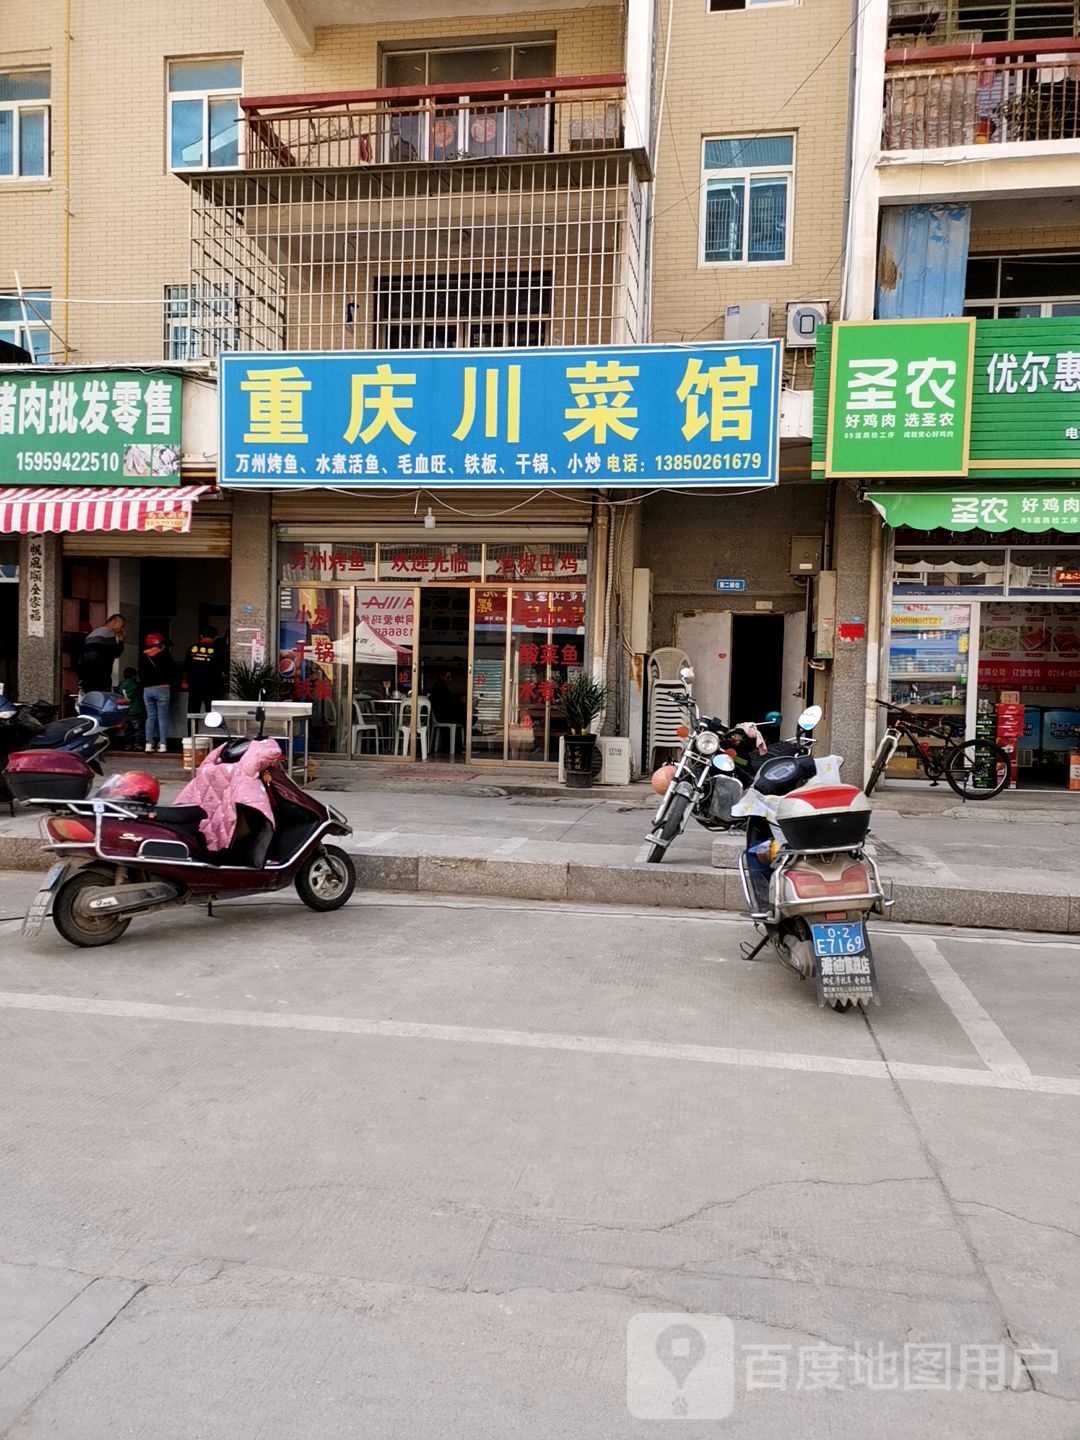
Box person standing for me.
[184,625,222,714]
[77,613,125,693]
[139,633,176,753]
[118,666,145,748]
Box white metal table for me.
[188,700,313,781]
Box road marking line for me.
[349,830,399,848]
[903,935,1031,1080]
[0,990,1074,1096]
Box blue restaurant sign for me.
[219,342,781,489]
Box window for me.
[163,284,240,359]
[964,252,1080,318]
[702,135,794,265]
[373,271,550,349]
[168,57,242,170]
[709,0,794,10]
[0,70,50,179]
[937,0,1079,42]
[383,42,555,89]
[0,290,52,360]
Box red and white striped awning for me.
[0,485,211,535]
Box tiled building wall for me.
[0,0,624,365]
[648,0,851,363]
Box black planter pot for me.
[563,732,597,788]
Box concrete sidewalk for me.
[4,757,1080,931]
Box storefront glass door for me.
[467,587,587,764]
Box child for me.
[118,666,145,749]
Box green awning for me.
[867,490,1080,534]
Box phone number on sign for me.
[16,451,121,473]
[654,452,764,473]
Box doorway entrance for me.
[729,614,785,724]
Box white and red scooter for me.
[730,706,892,1010]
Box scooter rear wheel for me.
[52,867,131,948]
[295,844,356,912]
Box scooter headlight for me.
[694,730,721,757]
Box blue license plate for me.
[811,922,866,958]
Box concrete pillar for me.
[17,533,62,703]
[607,500,643,766]
[228,492,273,687]
[826,482,873,782]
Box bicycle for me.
[865,700,1011,800]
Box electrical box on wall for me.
[630,568,653,654]
[813,570,838,660]
[785,300,828,348]
[790,536,823,577]
[724,302,771,342]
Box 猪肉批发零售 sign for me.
[219,343,782,489]
[0,372,183,484]
[825,320,975,479]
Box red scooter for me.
[22,708,355,948]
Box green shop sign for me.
[867,490,1080,532]
[0,370,183,484]
[814,318,1080,482]
[824,319,975,478]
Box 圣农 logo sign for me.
[825,320,975,478]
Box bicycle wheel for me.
[864,739,894,797]
[945,739,1011,800]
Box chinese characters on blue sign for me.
[220,343,781,489]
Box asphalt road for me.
[1,873,1078,1439]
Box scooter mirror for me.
[204,711,225,731]
[712,753,736,773]
[798,704,823,731]
[679,665,695,684]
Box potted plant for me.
[230,659,280,701]
[558,672,608,788]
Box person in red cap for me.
[138,633,177,753]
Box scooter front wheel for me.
[52,867,131,948]
[295,844,356,912]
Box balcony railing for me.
[884,38,1080,149]
[241,75,626,170]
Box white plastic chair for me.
[398,696,432,760]
[351,696,380,755]
[432,717,465,758]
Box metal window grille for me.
[188,153,643,354]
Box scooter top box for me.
[775,784,871,850]
[4,750,93,802]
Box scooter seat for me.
[150,804,207,826]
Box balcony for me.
[184,76,644,355]
[241,75,627,170]
[884,38,1080,150]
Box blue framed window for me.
[0,290,52,361]
[0,70,50,179]
[168,57,242,170]
[702,135,794,265]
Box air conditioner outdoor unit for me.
[557,736,632,785]
[786,300,828,348]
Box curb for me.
[2,836,1075,934]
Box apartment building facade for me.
[820,0,1080,788]
[1,0,863,771]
